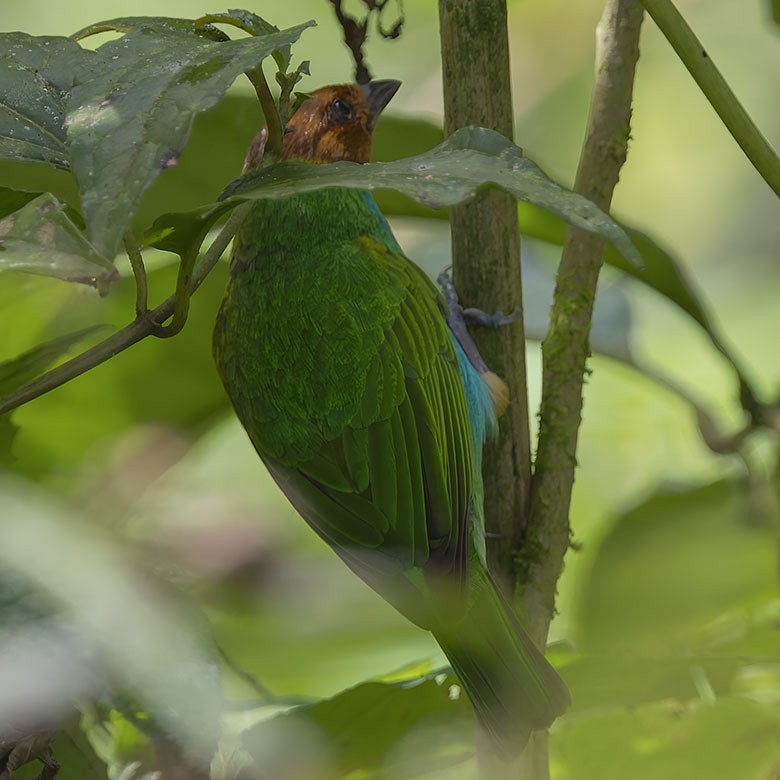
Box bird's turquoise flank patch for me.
[360,191,403,252]
[450,335,498,459]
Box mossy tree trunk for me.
[438,0,533,603]
[438,0,645,776]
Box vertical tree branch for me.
[438,0,533,601]
[521,0,645,645]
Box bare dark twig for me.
[327,0,404,83]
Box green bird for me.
[213,80,571,753]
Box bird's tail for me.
[431,565,571,756]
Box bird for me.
[213,80,571,755]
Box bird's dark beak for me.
[363,80,401,129]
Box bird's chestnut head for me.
[282,80,401,164]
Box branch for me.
[521,0,645,642]
[438,0,533,603]
[328,0,404,83]
[0,204,251,416]
[640,0,780,197]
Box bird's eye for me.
[331,98,354,123]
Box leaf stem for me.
[153,246,199,338]
[245,65,283,159]
[123,232,149,318]
[640,0,780,197]
[0,204,250,416]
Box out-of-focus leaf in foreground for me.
[0,476,223,765]
[241,672,474,778]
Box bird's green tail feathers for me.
[431,565,571,756]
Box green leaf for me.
[0,325,104,398]
[243,673,474,777]
[144,201,237,257]
[0,33,90,170]
[562,652,742,713]
[223,126,643,268]
[194,9,293,68]
[63,18,314,259]
[0,193,117,290]
[515,203,762,412]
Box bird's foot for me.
[436,267,521,376]
[462,305,521,329]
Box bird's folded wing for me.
[264,238,473,621]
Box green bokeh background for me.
[1,1,779,778]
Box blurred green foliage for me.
[1,1,778,779]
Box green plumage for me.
[214,187,570,753]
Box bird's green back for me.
[215,188,406,464]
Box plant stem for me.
[521,0,644,643]
[640,0,780,197]
[0,204,250,417]
[153,245,199,338]
[438,0,533,603]
[245,65,283,159]
[123,232,148,318]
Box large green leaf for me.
[373,116,761,413]
[373,115,706,329]
[0,193,117,290]
[0,33,90,170]
[61,17,314,260]
[223,126,643,268]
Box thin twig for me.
[521,0,645,643]
[0,204,251,416]
[218,646,277,702]
[640,0,780,197]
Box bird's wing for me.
[263,236,473,627]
